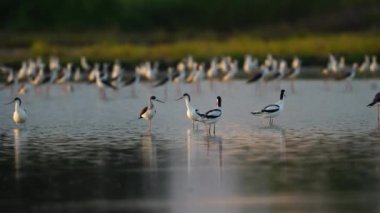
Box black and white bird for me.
[251,89,286,126]
[95,69,118,90]
[197,96,222,135]
[153,67,173,88]
[6,97,28,126]
[367,91,380,128]
[139,96,165,130]
[247,65,269,84]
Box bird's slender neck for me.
[149,99,154,109]
[185,96,192,110]
[15,101,20,111]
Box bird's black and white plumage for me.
[95,70,118,90]
[368,92,380,107]
[198,96,222,135]
[368,91,380,128]
[139,96,165,130]
[251,89,286,125]
[247,72,263,84]
[153,76,169,88]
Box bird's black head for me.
[280,89,286,100]
[150,96,156,100]
[216,96,222,107]
[183,93,190,101]
[7,97,22,106]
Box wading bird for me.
[139,96,165,130]
[6,97,28,126]
[177,93,202,129]
[251,90,286,126]
[367,91,380,128]
[198,96,223,135]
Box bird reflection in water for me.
[260,125,286,162]
[141,133,157,170]
[13,128,26,180]
[206,135,223,184]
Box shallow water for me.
[1,80,380,213]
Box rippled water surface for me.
[1,80,380,213]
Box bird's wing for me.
[102,80,118,90]
[124,76,136,86]
[247,72,263,83]
[374,92,380,102]
[262,104,280,113]
[204,109,222,118]
[139,106,148,118]
[153,77,169,87]
[171,72,180,81]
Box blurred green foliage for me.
[0,0,378,32]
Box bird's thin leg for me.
[149,120,152,131]
[377,105,380,129]
[291,80,295,94]
[131,85,136,98]
[196,122,199,130]
[208,125,211,135]
[192,121,194,129]
[213,124,216,135]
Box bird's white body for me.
[139,96,164,130]
[260,100,284,118]
[74,68,83,82]
[12,100,27,124]
[251,90,286,125]
[370,56,378,74]
[243,55,258,75]
[198,96,222,135]
[223,60,238,81]
[184,96,202,123]
[141,102,156,120]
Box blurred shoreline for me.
[0,31,378,64]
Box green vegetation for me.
[0,32,378,64]
[0,0,378,63]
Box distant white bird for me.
[370,56,378,74]
[222,60,238,81]
[6,97,28,125]
[243,55,258,75]
[17,61,28,82]
[337,63,357,91]
[88,63,100,83]
[207,58,219,79]
[73,67,83,82]
[17,84,30,96]
[173,62,186,83]
[251,89,286,125]
[80,56,91,71]
[55,63,72,84]
[139,96,165,130]
[31,65,45,86]
[247,65,269,84]
[359,55,370,73]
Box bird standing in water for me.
[368,91,380,128]
[139,96,165,130]
[6,97,28,127]
[251,90,286,126]
[198,96,223,135]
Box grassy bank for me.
[0,32,379,64]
